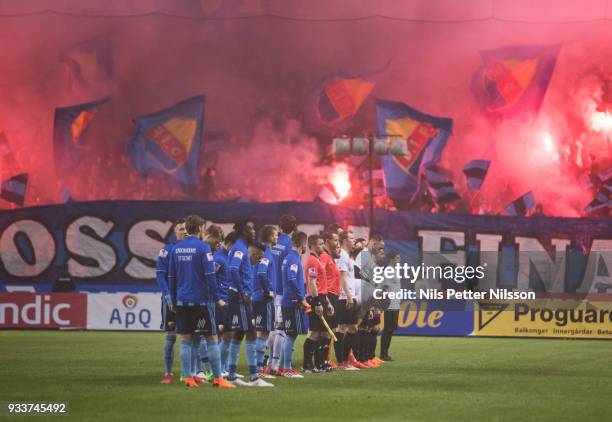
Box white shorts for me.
[274,295,283,325]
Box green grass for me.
[1,332,611,421]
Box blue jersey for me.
[227,238,253,296]
[168,236,219,305]
[271,233,292,296]
[156,241,175,302]
[281,249,305,307]
[253,246,276,302]
[213,247,230,301]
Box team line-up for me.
[156,214,400,388]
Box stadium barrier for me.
[0,292,162,331]
[87,292,161,330]
[0,292,87,329]
[392,300,474,336]
[4,293,610,339]
[0,200,610,296]
[0,200,611,338]
[473,299,612,339]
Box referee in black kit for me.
[380,250,402,361]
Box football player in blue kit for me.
[225,220,274,387]
[168,215,235,389]
[279,231,309,378]
[156,218,186,385]
[195,224,226,382]
[252,225,278,378]
[214,231,237,375]
[268,214,297,374]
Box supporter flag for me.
[305,77,374,133]
[584,179,611,213]
[126,96,205,191]
[471,45,560,119]
[504,191,536,216]
[306,60,390,133]
[53,97,109,175]
[62,36,113,89]
[376,99,453,199]
[0,173,28,206]
[463,159,491,190]
[425,166,460,204]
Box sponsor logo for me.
[477,302,508,330]
[158,248,168,258]
[234,250,244,259]
[196,318,207,329]
[474,300,612,339]
[92,293,153,330]
[0,293,86,328]
[260,258,269,266]
[122,294,138,309]
[391,300,474,336]
[290,264,298,272]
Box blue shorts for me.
[225,291,254,332]
[175,304,216,336]
[215,302,226,327]
[253,300,275,332]
[160,297,176,332]
[281,306,307,336]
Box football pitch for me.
[1,332,611,421]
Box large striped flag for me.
[126,96,205,191]
[0,173,28,206]
[376,99,453,200]
[471,45,559,119]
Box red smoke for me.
[0,1,610,216]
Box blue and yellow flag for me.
[126,96,204,191]
[376,99,453,199]
[318,78,374,123]
[471,45,559,119]
[305,77,375,133]
[53,97,109,175]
